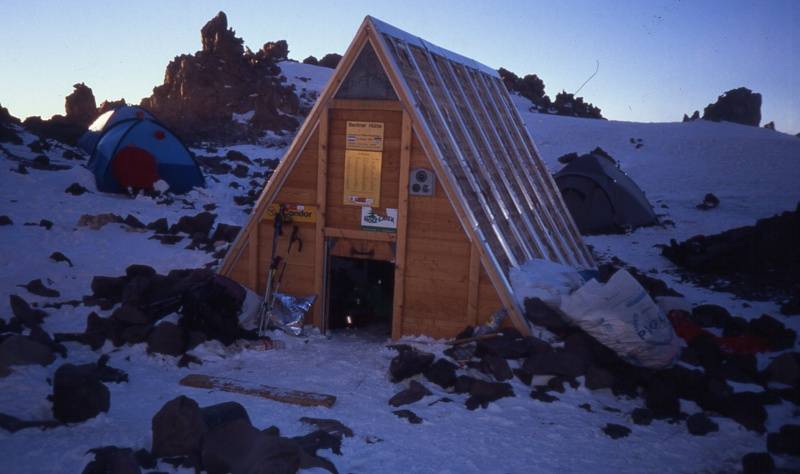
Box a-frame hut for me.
[220,16,593,339]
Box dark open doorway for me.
[328,256,394,336]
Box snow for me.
[1,68,800,473]
[232,110,255,125]
[368,16,501,78]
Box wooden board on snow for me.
[179,374,336,408]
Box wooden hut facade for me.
[219,16,593,339]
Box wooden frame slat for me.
[331,99,403,111]
[323,227,397,242]
[391,111,412,339]
[312,108,329,328]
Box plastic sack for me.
[509,258,588,308]
[559,269,681,369]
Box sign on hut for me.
[219,16,593,339]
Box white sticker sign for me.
[360,207,397,232]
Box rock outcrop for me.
[21,83,101,145]
[141,11,300,143]
[64,83,97,127]
[702,87,762,127]
[498,67,603,119]
[0,103,22,144]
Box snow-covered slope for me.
[1,62,799,473]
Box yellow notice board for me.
[265,203,317,223]
[343,150,382,207]
[346,121,384,151]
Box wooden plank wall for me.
[400,133,503,338]
[226,103,506,339]
[326,108,402,229]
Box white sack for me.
[509,258,586,308]
[559,269,681,369]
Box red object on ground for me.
[112,145,159,189]
[667,310,770,354]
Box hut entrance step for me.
[328,256,395,336]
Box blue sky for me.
[1,0,798,133]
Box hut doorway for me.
[327,256,395,336]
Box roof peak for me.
[363,16,499,78]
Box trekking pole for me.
[265,225,302,326]
[258,205,286,336]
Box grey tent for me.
[554,151,657,234]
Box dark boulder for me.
[645,376,680,419]
[529,388,558,403]
[9,294,47,328]
[721,392,768,432]
[65,183,88,196]
[123,214,146,229]
[522,351,587,378]
[171,212,216,236]
[389,347,434,383]
[83,446,141,474]
[476,328,551,359]
[0,412,61,432]
[18,278,60,297]
[49,251,73,266]
[125,264,156,280]
[690,304,730,328]
[202,416,338,474]
[28,325,67,358]
[151,395,207,458]
[299,417,354,439]
[0,215,12,225]
[52,363,110,423]
[392,409,422,424]
[453,375,477,394]
[292,429,342,456]
[585,366,615,390]
[200,401,251,430]
[766,424,800,456]
[481,354,513,381]
[146,218,169,234]
[93,355,128,383]
[696,193,720,210]
[686,413,719,436]
[465,380,514,410]
[523,297,568,331]
[178,272,246,345]
[147,322,186,356]
[742,452,774,474]
[90,276,126,303]
[765,352,800,386]
[602,423,631,439]
[111,305,151,326]
[389,380,432,407]
[211,223,242,243]
[423,358,457,389]
[0,335,55,367]
[631,408,653,426]
[748,314,795,351]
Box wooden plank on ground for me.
[179,374,336,408]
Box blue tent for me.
[78,105,154,154]
[88,118,204,194]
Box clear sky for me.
[2,0,798,133]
